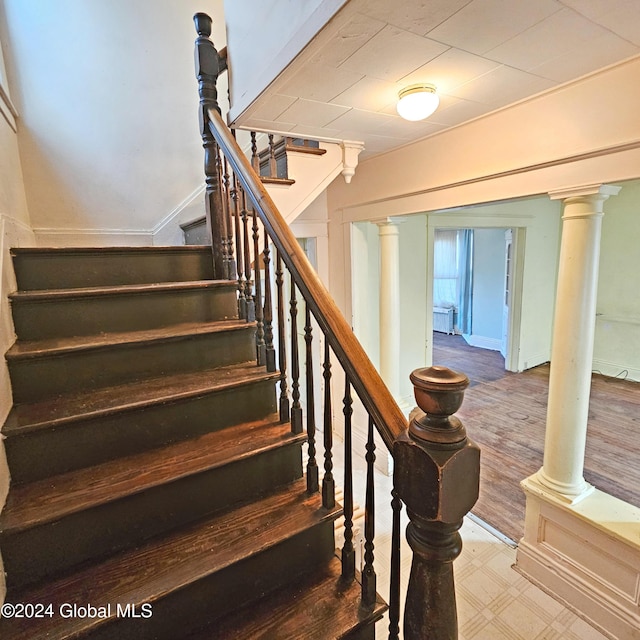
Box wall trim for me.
[462,334,502,351]
[152,184,205,237]
[33,227,152,247]
[592,358,640,383]
[345,138,640,213]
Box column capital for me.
[548,183,621,203]
[375,217,402,231]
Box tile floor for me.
[332,446,611,640]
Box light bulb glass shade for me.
[396,84,439,121]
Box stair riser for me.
[2,441,304,591]
[8,328,256,403]
[11,286,239,340]
[85,521,336,640]
[5,380,277,484]
[12,249,214,290]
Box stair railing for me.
[193,13,480,639]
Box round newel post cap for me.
[409,366,469,445]
[194,13,212,37]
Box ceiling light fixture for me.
[397,83,439,121]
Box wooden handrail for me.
[206,107,407,452]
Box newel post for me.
[194,13,227,278]
[394,366,480,639]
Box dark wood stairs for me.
[0,246,385,639]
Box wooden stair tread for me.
[1,482,340,640]
[1,415,302,534]
[3,362,277,435]
[192,555,387,640]
[9,280,234,301]
[6,319,254,360]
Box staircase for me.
[0,246,385,639]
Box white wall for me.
[469,228,506,348]
[2,0,226,246]
[0,12,34,603]
[224,0,347,123]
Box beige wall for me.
[2,0,226,246]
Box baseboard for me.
[592,358,640,383]
[462,334,502,351]
[33,228,153,247]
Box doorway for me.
[431,226,522,372]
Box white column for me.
[377,219,401,398]
[537,184,620,500]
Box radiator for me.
[433,307,454,334]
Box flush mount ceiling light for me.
[396,83,439,121]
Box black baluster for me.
[322,340,335,510]
[241,191,255,322]
[305,303,319,493]
[290,275,303,434]
[263,227,276,371]
[362,416,377,607]
[252,208,266,366]
[268,133,277,178]
[388,490,402,640]
[250,131,259,174]
[232,176,246,319]
[276,251,290,423]
[222,157,236,280]
[215,146,230,278]
[341,376,355,582]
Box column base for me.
[535,469,595,504]
[516,474,640,640]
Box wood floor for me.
[432,332,640,544]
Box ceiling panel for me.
[486,7,613,70]
[425,0,563,54]
[397,48,502,94]
[338,24,448,82]
[359,0,472,37]
[278,63,364,103]
[276,99,350,127]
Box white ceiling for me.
[235,0,640,158]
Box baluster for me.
[388,490,402,640]
[241,190,255,321]
[250,131,260,174]
[290,275,303,434]
[341,376,355,582]
[361,416,377,607]
[222,157,236,280]
[262,227,276,371]
[322,340,335,509]
[396,366,480,640]
[252,208,266,366]
[276,251,290,422]
[305,303,319,493]
[194,14,225,277]
[231,175,246,319]
[268,133,277,178]
[214,146,230,278]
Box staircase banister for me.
[206,107,406,452]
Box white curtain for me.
[433,229,458,308]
